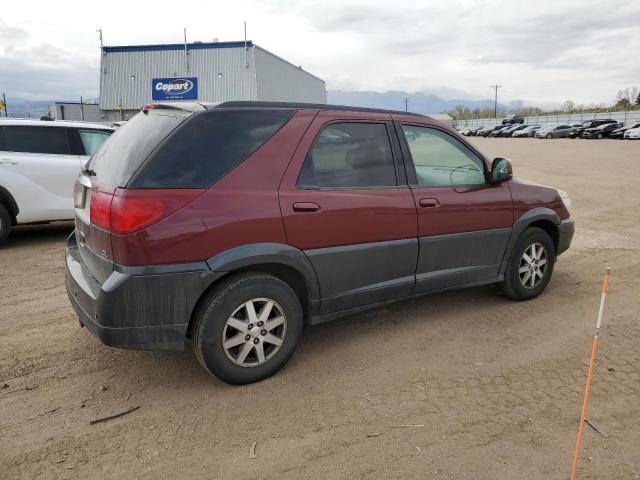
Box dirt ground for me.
[1,138,639,479]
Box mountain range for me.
[327,90,515,115]
[2,91,519,118]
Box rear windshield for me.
[89,110,189,186]
[129,109,294,188]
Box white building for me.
[50,102,102,122]
[99,40,326,120]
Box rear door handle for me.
[293,202,321,212]
[418,198,440,208]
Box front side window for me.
[298,122,397,188]
[4,126,69,154]
[401,125,485,187]
[79,130,112,156]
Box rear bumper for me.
[557,219,575,256]
[65,233,220,351]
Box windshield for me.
[89,110,190,186]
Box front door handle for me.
[418,198,440,208]
[293,202,321,212]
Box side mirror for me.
[491,157,513,183]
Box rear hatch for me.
[73,106,194,282]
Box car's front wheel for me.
[546,133,552,139]
[0,204,12,247]
[193,273,303,384]
[501,227,556,300]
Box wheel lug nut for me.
[253,338,259,344]
[245,334,251,341]
[257,321,264,327]
[261,329,267,336]
[248,324,253,329]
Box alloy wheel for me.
[222,298,287,367]
[519,242,548,289]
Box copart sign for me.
[152,77,198,100]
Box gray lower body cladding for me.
[557,219,574,255]
[66,219,575,351]
[65,234,221,351]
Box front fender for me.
[499,207,561,274]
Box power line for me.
[489,84,502,118]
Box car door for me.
[279,111,418,314]
[394,120,513,293]
[1,125,81,222]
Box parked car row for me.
[459,120,640,139]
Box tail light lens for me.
[90,188,114,230]
[89,186,204,234]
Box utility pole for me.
[80,96,85,121]
[489,84,502,118]
[96,29,103,49]
[404,97,410,112]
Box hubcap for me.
[519,242,548,289]
[222,298,287,368]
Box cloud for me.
[0,19,29,42]
[0,43,99,99]
[0,0,638,106]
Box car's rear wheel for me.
[546,133,552,139]
[0,204,11,247]
[501,227,556,300]
[193,273,303,385]
[597,133,603,139]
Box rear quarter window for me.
[89,111,188,187]
[129,109,294,188]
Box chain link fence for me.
[452,110,640,128]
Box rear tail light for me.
[89,186,204,234]
[90,188,114,230]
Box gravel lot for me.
[1,138,639,479]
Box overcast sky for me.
[1,0,638,108]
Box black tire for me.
[193,273,303,385]
[501,227,556,301]
[0,204,11,247]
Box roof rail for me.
[214,101,427,117]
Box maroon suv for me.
[66,101,574,384]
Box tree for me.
[636,92,640,106]
[615,98,631,108]
[561,100,576,112]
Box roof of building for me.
[103,40,253,54]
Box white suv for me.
[0,119,113,245]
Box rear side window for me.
[79,130,112,156]
[130,109,294,188]
[297,122,397,188]
[4,126,69,154]
[89,111,188,187]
